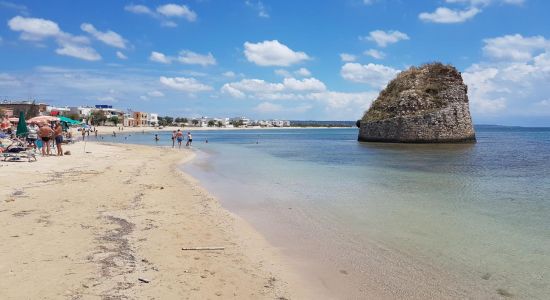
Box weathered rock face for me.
[358,63,476,143]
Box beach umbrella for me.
[8,117,19,123]
[58,116,81,125]
[16,111,28,137]
[28,115,59,123]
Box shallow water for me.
[110,126,550,298]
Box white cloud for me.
[156,4,197,21]
[340,62,400,88]
[340,53,357,62]
[160,76,212,93]
[419,0,523,24]
[283,77,326,92]
[116,51,127,60]
[309,91,378,109]
[221,84,246,98]
[178,50,216,66]
[81,23,127,49]
[463,36,550,117]
[150,51,171,64]
[8,16,61,40]
[147,90,164,97]
[125,3,197,26]
[419,7,480,23]
[8,16,101,61]
[244,40,310,66]
[254,102,283,113]
[364,49,386,59]
[295,67,312,77]
[245,1,269,18]
[222,71,236,78]
[124,4,155,16]
[482,34,550,62]
[362,30,409,47]
[274,69,292,77]
[55,43,101,61]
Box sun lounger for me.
[2,150,37,162]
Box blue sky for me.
[1,0,549,125]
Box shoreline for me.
[0,141,322,299]
[93,125,354,134]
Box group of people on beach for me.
[30,121,65,156]
[171,129,192,148]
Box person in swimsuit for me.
[154,134,159,142]
[176,129,184,148]
[186,132,192,147]
[38,123,54,156]
[54,121,63,156]
[171,130,176,148]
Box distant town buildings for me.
[0,99,291,128]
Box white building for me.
[148,113,158,126]
[230,116,250,127]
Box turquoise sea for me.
[110,126,550,299]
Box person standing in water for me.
[176,129,184,148]
[171,130,176,148]
[154,134,159,142]
[186,132,192,147]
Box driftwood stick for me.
[181,247,225,251]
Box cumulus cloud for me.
[125,3,197,26]
[340,62,400,88]
[81,23,127,49]
[244,40,310,66]
[340,53,357,62]
[419,0,524,23]
[156,4,197,21]
[149,51,171,64]
[55,43,101,61]
[463,34,550,117]
[160,76,212,93]
[361,30,409,47]
[364,49,385,59]
[124,4,155,15]
[419,7,480,23]
[8,16,61,40]
[116,51,128,60]
[482,34,550,61]
[283,77,326,91]
[178,50,216,66]
[8,15,101,61]
[295,68,312,77]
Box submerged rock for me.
[358,63,476,143]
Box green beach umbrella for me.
[16,111,28,137]
[58,116,81,125]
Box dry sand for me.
[0,142,321,299]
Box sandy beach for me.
[0,141,318,299]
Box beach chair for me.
[2,150,37,162]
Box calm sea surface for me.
[109,126,550,298]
